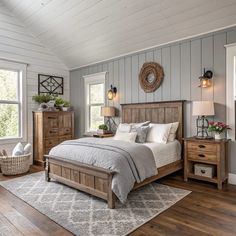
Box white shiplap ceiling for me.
[2,0,236,69]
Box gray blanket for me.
[49,138,157,203]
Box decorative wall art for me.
[139,62,164,93]
[38,74,64,95]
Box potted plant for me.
[54,97,65,110]
[62,101,71,111]
[208,121,231,139]
[97,124,109,134]
[32,94,55,104]
[32,94,55,110]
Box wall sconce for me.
[199,69,213,88]
[107,85,117,100]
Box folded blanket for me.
[49,138,157,203]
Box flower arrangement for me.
[208,121,230,134]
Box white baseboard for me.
[229,173,236,185]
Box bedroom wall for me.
[70,26,236,174]
[0,3,70,154]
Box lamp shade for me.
[192,101,215,116]
[101,106,115,117]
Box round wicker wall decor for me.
[139,62,164,93]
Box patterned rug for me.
[0,172,190,236]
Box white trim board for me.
[226,44,236,140]
[229,173,236,185]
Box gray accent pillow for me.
[133,126,150,143]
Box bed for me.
[45,101,185,208]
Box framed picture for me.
[38,74,64,95]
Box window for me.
[0,60,27,142]
[84,72,106,132]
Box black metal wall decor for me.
[38,74,64,95]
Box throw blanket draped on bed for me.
[49,138,157,203]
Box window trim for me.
[0,60,27,144]
[83,71,107,133]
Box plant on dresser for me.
[33,111,74,166]
[184,137,230,189]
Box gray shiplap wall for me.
[70,26,236,173]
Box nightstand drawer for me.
[187,142,217,153]
[188,152,218,162]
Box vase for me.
[47,100,55,108]
[214,132,224,140]
[62,107,70,111]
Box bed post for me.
[107,173,115,209]
[45,156,50,182]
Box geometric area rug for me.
[0,172,190,236]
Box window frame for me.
[0,60,27,144]
[83,72,106,133]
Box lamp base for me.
[195,116,213,139]
[104,117,117,132]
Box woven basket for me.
[0,153,31,175]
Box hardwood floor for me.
[1,166,236,236]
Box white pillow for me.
[168,122,179,142]
[24,143,32,154]
[146,123,172,144]
[114,132,137,143]
[117,123,132,133]
[12,142,24,156]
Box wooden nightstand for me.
[93,133,114,138]
[184,137,230,189]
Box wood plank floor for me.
[1,166,236,236]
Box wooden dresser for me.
[33,111,74,165]
[184,137,230,189]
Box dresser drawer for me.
[59,135,72,143]
[45,138,59,148]
[59,127,72,136]
[187,142,217,153]
[188,152,218,162]
[45,128,59,137]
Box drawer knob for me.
[198,145,206,148]
[201,170,206,174]
[198,154,205,158]
[48,117,56,119]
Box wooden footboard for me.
[45,155,183,209]
[45,155,116,208]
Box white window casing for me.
[83,71,107,133]
[0,59,27,144]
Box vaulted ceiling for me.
[2,0,236,69]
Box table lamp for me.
[192,101,215,139]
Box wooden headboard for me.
[121,100,185,143]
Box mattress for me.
[143,140,181,168]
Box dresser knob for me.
[198,154,205,158]
[48,117,56,119]
[198,145,205,148]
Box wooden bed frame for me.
[45,100,185,208]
